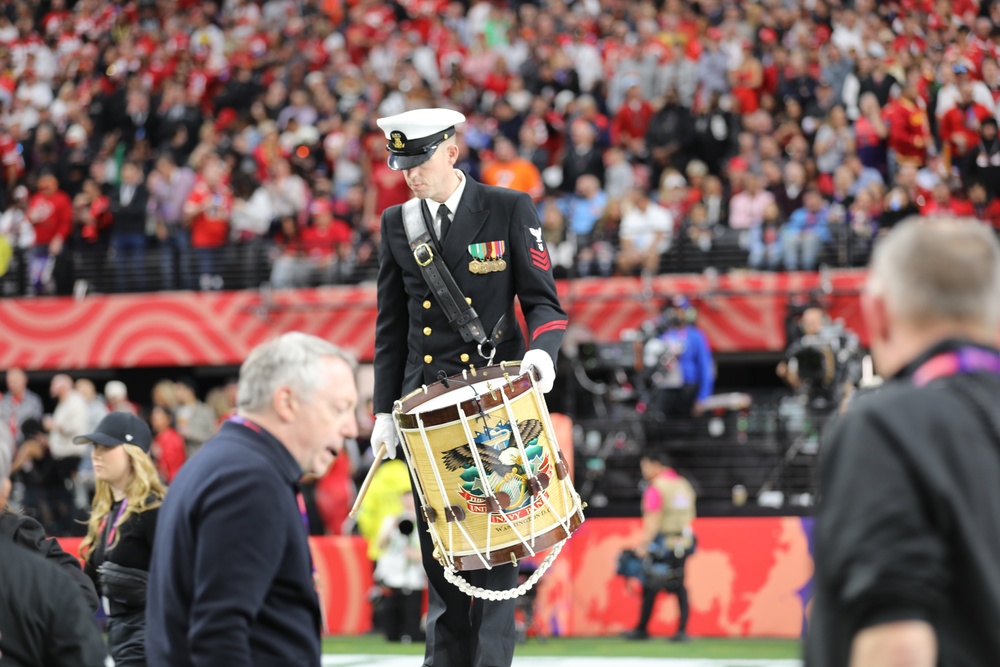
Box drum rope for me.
[393,413,453,568]
[527,373,587,525]
[456,403,537,559]
[417,414,485,569]
[499,391,539,547]
[521,376,577,534]
[442,538,567,601]
[456,405,497,560]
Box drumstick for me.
[349,443,387,518]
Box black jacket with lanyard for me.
[808,339,1000,667]
[86,494,159,667]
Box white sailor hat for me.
[375,108,466,170]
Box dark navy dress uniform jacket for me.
[373,174,568,414]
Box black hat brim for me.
[73,432,125,447]
[387,141,443,171]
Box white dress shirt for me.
[424,170,467,239]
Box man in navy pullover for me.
[146,333,358,667]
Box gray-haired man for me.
[148,333,358,667]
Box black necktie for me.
[437,206,452,241]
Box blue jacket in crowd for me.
[660,324,716,402]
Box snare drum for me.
[394,362,584,573]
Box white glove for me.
[371,413,399,460]
[521,349,555,393]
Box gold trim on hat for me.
[391,132,406,149]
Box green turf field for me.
[322,635,801,659]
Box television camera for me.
[785,319,863,410]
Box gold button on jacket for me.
[423,327,432,336]
[423,300,432,309]
[424,355,433,364]
[460,353,470,362]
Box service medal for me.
[489,241,506,273]
[468,243,487,274]
[468,241,507,274]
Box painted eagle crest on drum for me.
[442,419,551,513]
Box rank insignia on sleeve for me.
[468,241,507,274]
[524,226,550,271]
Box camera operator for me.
[777,305,862,410]
[621,450,696,642]
[373,491,426,644]
[643,296,715,418]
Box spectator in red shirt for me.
[883,68,932,174]
[0,129,25,192]
[940,79,994,172]
[301,199,353,285]
[271,201,352,288]
[313,450,355,536]
[364,142,411,230]
[611,82,654,158]
[891,17,927,57]
[968,180,1000,228]
[150,405,186,484]
[26,172,72,295]
[252,121,286,182]
[920,182,975,217]
[183,157,232,290]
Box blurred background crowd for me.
[3,0,1000,297]
[0,365,374,539]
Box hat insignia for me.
[391,131,406,150]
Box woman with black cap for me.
[78,412,165,667]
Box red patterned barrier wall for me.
[531,517,815,638]
[58,516,814,638]
[0,272,867,371]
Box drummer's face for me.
[403,139,460,203]
[292,356,359,474]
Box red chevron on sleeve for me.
[531,319,568,341]
[529,247,551,271]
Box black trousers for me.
[382,586,424,642]
[636,581,689,635]
[107,610,147,666]
[651,384,699,418]
[412,481,518,667]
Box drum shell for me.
[395,365,583,570]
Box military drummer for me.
[370,107,567,667]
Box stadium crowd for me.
[1,0,1000,296]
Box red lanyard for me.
[297,492,310,532]
[228,414,264,433]
[912,347,1000,387]
[99,498,129,548]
